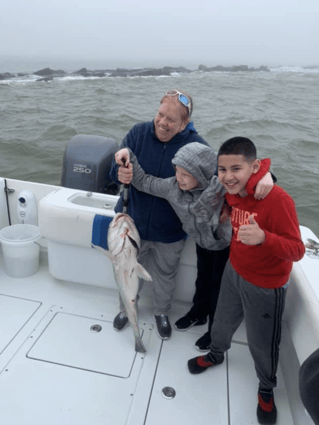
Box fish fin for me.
[135,263,152,281]
[135,338,147,353]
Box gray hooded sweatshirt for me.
[129,142,231,251]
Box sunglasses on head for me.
[165,89,192,117]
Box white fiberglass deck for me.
[0,251,298,425]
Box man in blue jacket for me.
[109,89,210,340]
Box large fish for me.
[93,212,152,353]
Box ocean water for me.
[0,62,319,237]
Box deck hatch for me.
[0,294,41,354]
[27,312,149,377]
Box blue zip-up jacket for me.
[109,120,210,243]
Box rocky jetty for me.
[107,66,192,78]
[0,64,271,82]
[72,68,111,78]
[198,64,270,72]
[0,72,15,80]
[33,67,66,77]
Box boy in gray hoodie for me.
[115,142,273,348]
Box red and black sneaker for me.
[257,388,277,424]
[188,352,224,374]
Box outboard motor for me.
[61,134,120,195]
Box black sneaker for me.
[155,315,172,340]
[175,312,207,331]
[195,331,211,351]
[113,311,129,331]
[257,388,277,424]
[188,352,224,374]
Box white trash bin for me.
[0,224,41,278]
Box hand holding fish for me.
[118,163,133,185]
[115,148,130,167]
[238,215,265,245]
[115,149,133,184]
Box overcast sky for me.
[1,0,318,69]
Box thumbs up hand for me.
[248,215,257,225]
[238,215,265,245]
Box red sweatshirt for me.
[226,158,305,288]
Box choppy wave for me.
[0,64,318,236]
[270,65,319,74]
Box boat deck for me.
[0,252,298,425]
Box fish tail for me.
[135,337,147,353]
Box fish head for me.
[107,213,141,256]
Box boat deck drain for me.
[90,324,102,333]
[161,387,176,399]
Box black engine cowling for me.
[61,134,120,195]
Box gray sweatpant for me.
[209,260,288,389]
[120,238,186,316]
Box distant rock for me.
[0,72,15,80]
[109,66,192,78]
[198,64,270,72]
[108,68,138,77]
[33,67,66,77]
[133,68,172,77]
[257,65,270,72]
[109,68,170,77]
[72,68,109,77]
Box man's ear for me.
[252,159,260,174]
[181,117,190,130]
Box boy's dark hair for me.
[218,137,257,161]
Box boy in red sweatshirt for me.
[188,137,305,424]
